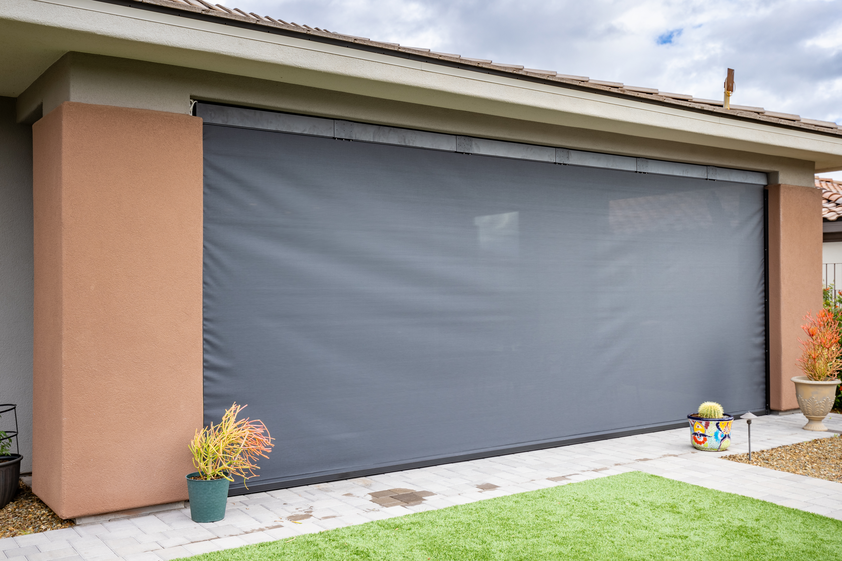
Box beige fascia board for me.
[20,52,812,187]
[817,166,842,174]
[7,0,842,169]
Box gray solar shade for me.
[203,120,766,491]
[196,103,768,185]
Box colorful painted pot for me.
[687,414,733,451]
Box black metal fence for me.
[824,263,842,290]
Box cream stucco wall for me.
[822,242,842,288]
[0,96,33,472]
[823,242,842,265]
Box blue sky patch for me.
[657,28,683,45]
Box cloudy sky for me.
[228,0,842,173]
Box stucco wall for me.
[16,48,827,517]
[822,242,842,288]
[0,96,33,472]
[768,184,824,411]
[32,102,204,519]
[822,242,842,265]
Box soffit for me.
[2,0,842,171]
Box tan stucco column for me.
[767,184,823,412]
[32,102,203,519]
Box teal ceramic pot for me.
[687,414,734,451]
[186,472,230,523]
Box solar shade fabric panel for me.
[202,121,766,491]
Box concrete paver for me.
[3,546,40,559]
[6,412,842,560]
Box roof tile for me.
[691,98,724,106]
[623,85,659,94]
[126,0,842,135]
[524,68,557,76]
[730,104,765,113]
[819,177,842,221]
[588,79,623,87]
[803,118,840,129]
[763,111,801,122]
[556,74,589,81]
[659,92,693,100]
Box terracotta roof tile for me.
[125,0,842,136]
[819,177,842,221]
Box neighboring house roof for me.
[820,177,842,221]
[128,0,842,137]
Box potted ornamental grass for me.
[187,403,273,523]
[792,309,842,431]
[687,401,733,451]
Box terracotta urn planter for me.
[791,376,840,431]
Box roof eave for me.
[3,0,842,172]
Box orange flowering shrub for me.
[798,309,842,381]
[189,403,274,485]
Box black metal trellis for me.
[0,404,19,457]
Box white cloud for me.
[227,0,842,126]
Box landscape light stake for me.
[741,411,757,461]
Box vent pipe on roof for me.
[724,68,735,110]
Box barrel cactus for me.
[698,401,724,419]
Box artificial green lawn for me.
[184,471,842,560]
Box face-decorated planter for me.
[687,414,733,451]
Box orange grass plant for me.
[798,309,842,381]
[188,403,274,485]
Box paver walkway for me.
[3,412,842,560]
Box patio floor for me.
[3,412,842,561]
